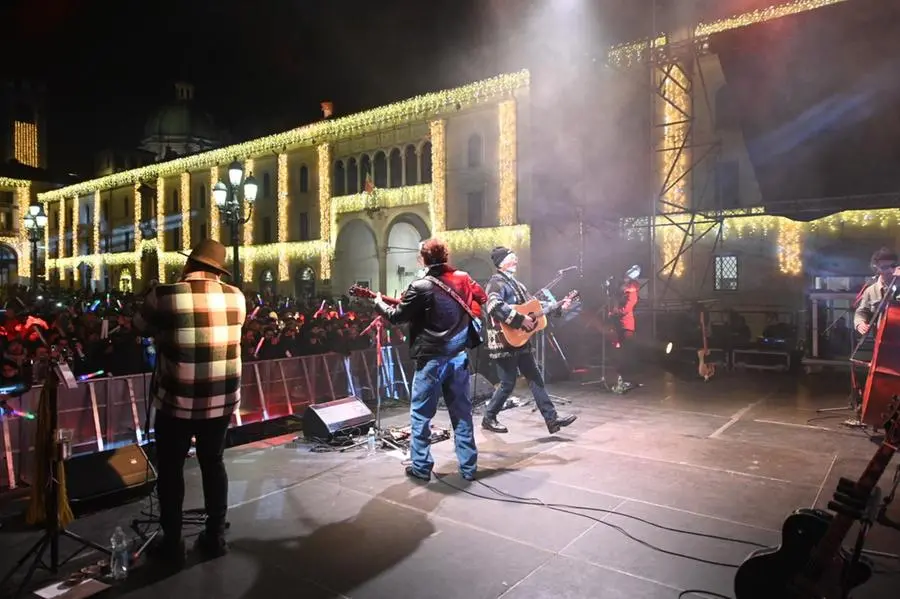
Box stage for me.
[1,369,899,598]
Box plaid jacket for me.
[134,271,246,420]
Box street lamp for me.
[213,159,257,285]
[23,202,48,291]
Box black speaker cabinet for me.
[302,396,374,442]
[64,444,156,508]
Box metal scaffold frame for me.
[606,1,855,337]
[608,30,726,337]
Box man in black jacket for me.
[482,247,576,434]
[375,239,487,482]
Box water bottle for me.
[367,427,376,454]
[109,526,129,580]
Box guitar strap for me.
[425,275,479,321]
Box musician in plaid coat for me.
[134,239,246,567]
[482,247,576,435]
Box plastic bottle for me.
[109,526,129,580]
[367,427,376,454]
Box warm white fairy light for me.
[180,172,191,251]
[242,158,254,282]
[429,120,446,232]
[209,167,220,241]
[277,153,289,282]
[497,100,517,226]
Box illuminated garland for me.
[0,177,31,188]
[133,182,142,277]
[497,100,517,226]
[37,70,529,204]
[13,185,31,278]
[156,178,165,280]
[429,120,446,232]
[277,153,289,281]
[41,71,533,286]
[658,64,691,278]
[180,172,191,251]
[330,184,432,242]
[57,196,65,264]
[209,167,220,241]
[318,144,333,280]
[92,190,101,255]
[441,225,530,255]
[71,195,80,284]
[608,0,849,67]
[241,159,254,283]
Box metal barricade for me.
[0,347,414,490]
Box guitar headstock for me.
[348,285,377,300]
[884,397,900,444]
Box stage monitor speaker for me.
[470,373,495,406]
[64,444,156,509]
[303,396,374,442]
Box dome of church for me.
[140,83,222,160]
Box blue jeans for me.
[409,351,477,478]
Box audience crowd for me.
[0,283,382,387]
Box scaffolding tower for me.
[606,0,852,337]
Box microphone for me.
[558,266,578,274]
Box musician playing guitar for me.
[481,247,577,435]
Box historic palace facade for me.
[38,71,531,297]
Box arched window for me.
[389,148,402,187]
[300,164,310,193]
[373,151,387,188]
[404,145,418,185]
[0,244,17,286]
[347,157,359,194]
[332,161,345,195]
[467,133,483,168]
[262,172,271,198]
[360,154,372,186]
[420,142,433,184]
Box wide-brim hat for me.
[178,239,230,276]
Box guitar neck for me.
[807,441,897,578]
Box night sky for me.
[0,0,729,177]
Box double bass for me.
[859,277,900,428]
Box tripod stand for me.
[1,365,110,599]
[581,278,616,391]
[343,315,404,453]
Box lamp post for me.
[23,202,48,291]
[212,160,258,286]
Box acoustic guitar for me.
[733,398,900,598]
[498,290,580,349]
[348,285,400,305]
[698,310,715,381]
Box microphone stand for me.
[534,269,576,396]
[581,276,616,391]
[344,315,403,453]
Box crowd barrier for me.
[0,346,414,490]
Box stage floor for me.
[2,369,899,598]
